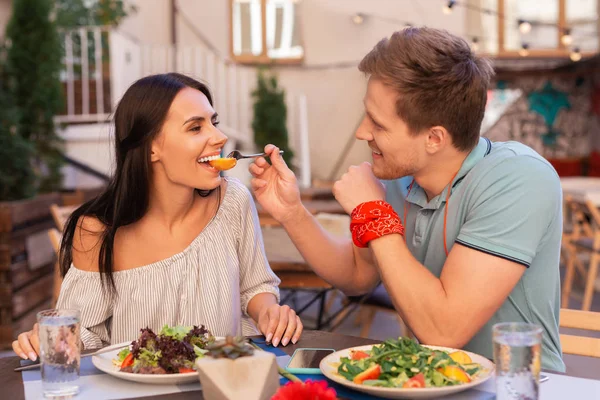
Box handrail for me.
[62,153,110,182]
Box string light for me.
[354,3,595,60]
[561,28,573,46]
[352,13,365,25]
[471,37,479,52]
[518,19,532,34]
[443,0,456,15]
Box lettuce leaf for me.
[160,325,192,341]
[117,347,131,362]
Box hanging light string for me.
[352,2,596,61]
[445,0,599,41]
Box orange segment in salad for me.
[209,157,237,171]
[437,365,471,383]
[449,351,472,365]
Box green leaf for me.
[133,348,161,370]
[160,325,192,341]
[117,347,131,362]
[193,345,208,358]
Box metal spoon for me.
[226,150,284,160]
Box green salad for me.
[337,337,484,388]
[114,324,214,374]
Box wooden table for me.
[561,177,600,206]
[2,331,598,399]
[0,331,375,400]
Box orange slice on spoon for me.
[209,157,237,171]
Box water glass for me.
[37,309,81,398]
[493,322,542,400]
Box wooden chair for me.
[560,308,600,358]
[48,228,62,307]
[562,198,600,311]
[50,204,78,232]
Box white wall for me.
[118,0,172,45]
[168,0,468,180]
[60,0,468,183]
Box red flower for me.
[272,380,337,400]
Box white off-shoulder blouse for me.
[56,178,281,349]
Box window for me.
[473,0,598,57]
[230,0,304,64]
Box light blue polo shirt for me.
[384,137,565,372]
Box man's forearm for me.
[281,205,379,295]
[369,235,468,348]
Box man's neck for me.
[414,150,470,201]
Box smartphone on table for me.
[285,348,335,375]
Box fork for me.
[14,344,121,372]
[226,150,284,160]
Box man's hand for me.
[249,145,304,224]
[333,162,386,214]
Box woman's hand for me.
[257,304,303,347]
[12,323,40,361]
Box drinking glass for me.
[493,322,542,400]
[37,309,81,398]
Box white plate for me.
[320,344,495,399]
[92,341,202,385]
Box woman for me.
[13,73,302,361]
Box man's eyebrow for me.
[365,109,387,129]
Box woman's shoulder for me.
[223,177,253,206]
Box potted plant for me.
[0,0,67,349]
[195,336,280,400]
[252,69,295,168]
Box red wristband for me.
[350,201,405,248]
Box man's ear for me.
[425,126,451,155]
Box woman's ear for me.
[150,141,160,163]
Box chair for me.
[562,198,600,311]
[329,284,412,338]
[560,308,600,358]
[48,228,62,307]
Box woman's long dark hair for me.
[59,73,214,293]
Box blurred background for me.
[1,0,600,378]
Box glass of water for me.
[493,322,542,400]
[37,309,81,398]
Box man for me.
[249,27,564,371]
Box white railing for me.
[57,27,311,187]
[56,26,112,123]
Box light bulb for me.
[561,29,572,46]
[443,0,455,15]
[518,19,532,34]
[352,13,364,25]
[471,37,479,52]
[570,48,582,62]
[519,43,530,57]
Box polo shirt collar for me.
[405,137,492,209]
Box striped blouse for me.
[56,178,281,349]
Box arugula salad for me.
[337,337,485,388]
[114,325,214,374]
